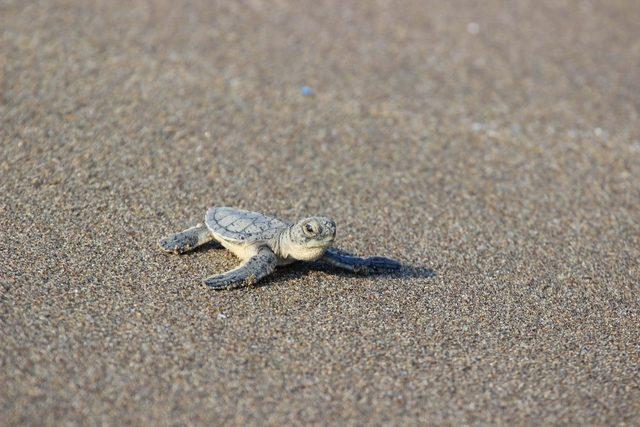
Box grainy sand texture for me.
[1,0,639,425]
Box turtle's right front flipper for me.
[158,223,220,254]
[204,248,277,290]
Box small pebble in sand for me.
[467,22,480,34]
[471,122,485,132]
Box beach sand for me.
[1,0,639,424]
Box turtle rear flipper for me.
[158,223,220,254]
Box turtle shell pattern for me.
[205,207,291,243]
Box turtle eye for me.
[304,223,315,235]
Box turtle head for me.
[287,216,336,261]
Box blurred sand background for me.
[1,0,639,425]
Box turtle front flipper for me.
[320,247,401,274]
[204,247,277,290]
[158,223,220,254]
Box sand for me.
[1,0,639,425]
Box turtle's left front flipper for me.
[320,248,401,274]
[203,247,277,290]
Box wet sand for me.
[1,0,639,425]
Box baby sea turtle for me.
[158,206,401,290]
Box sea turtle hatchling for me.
[158,206,401,290]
